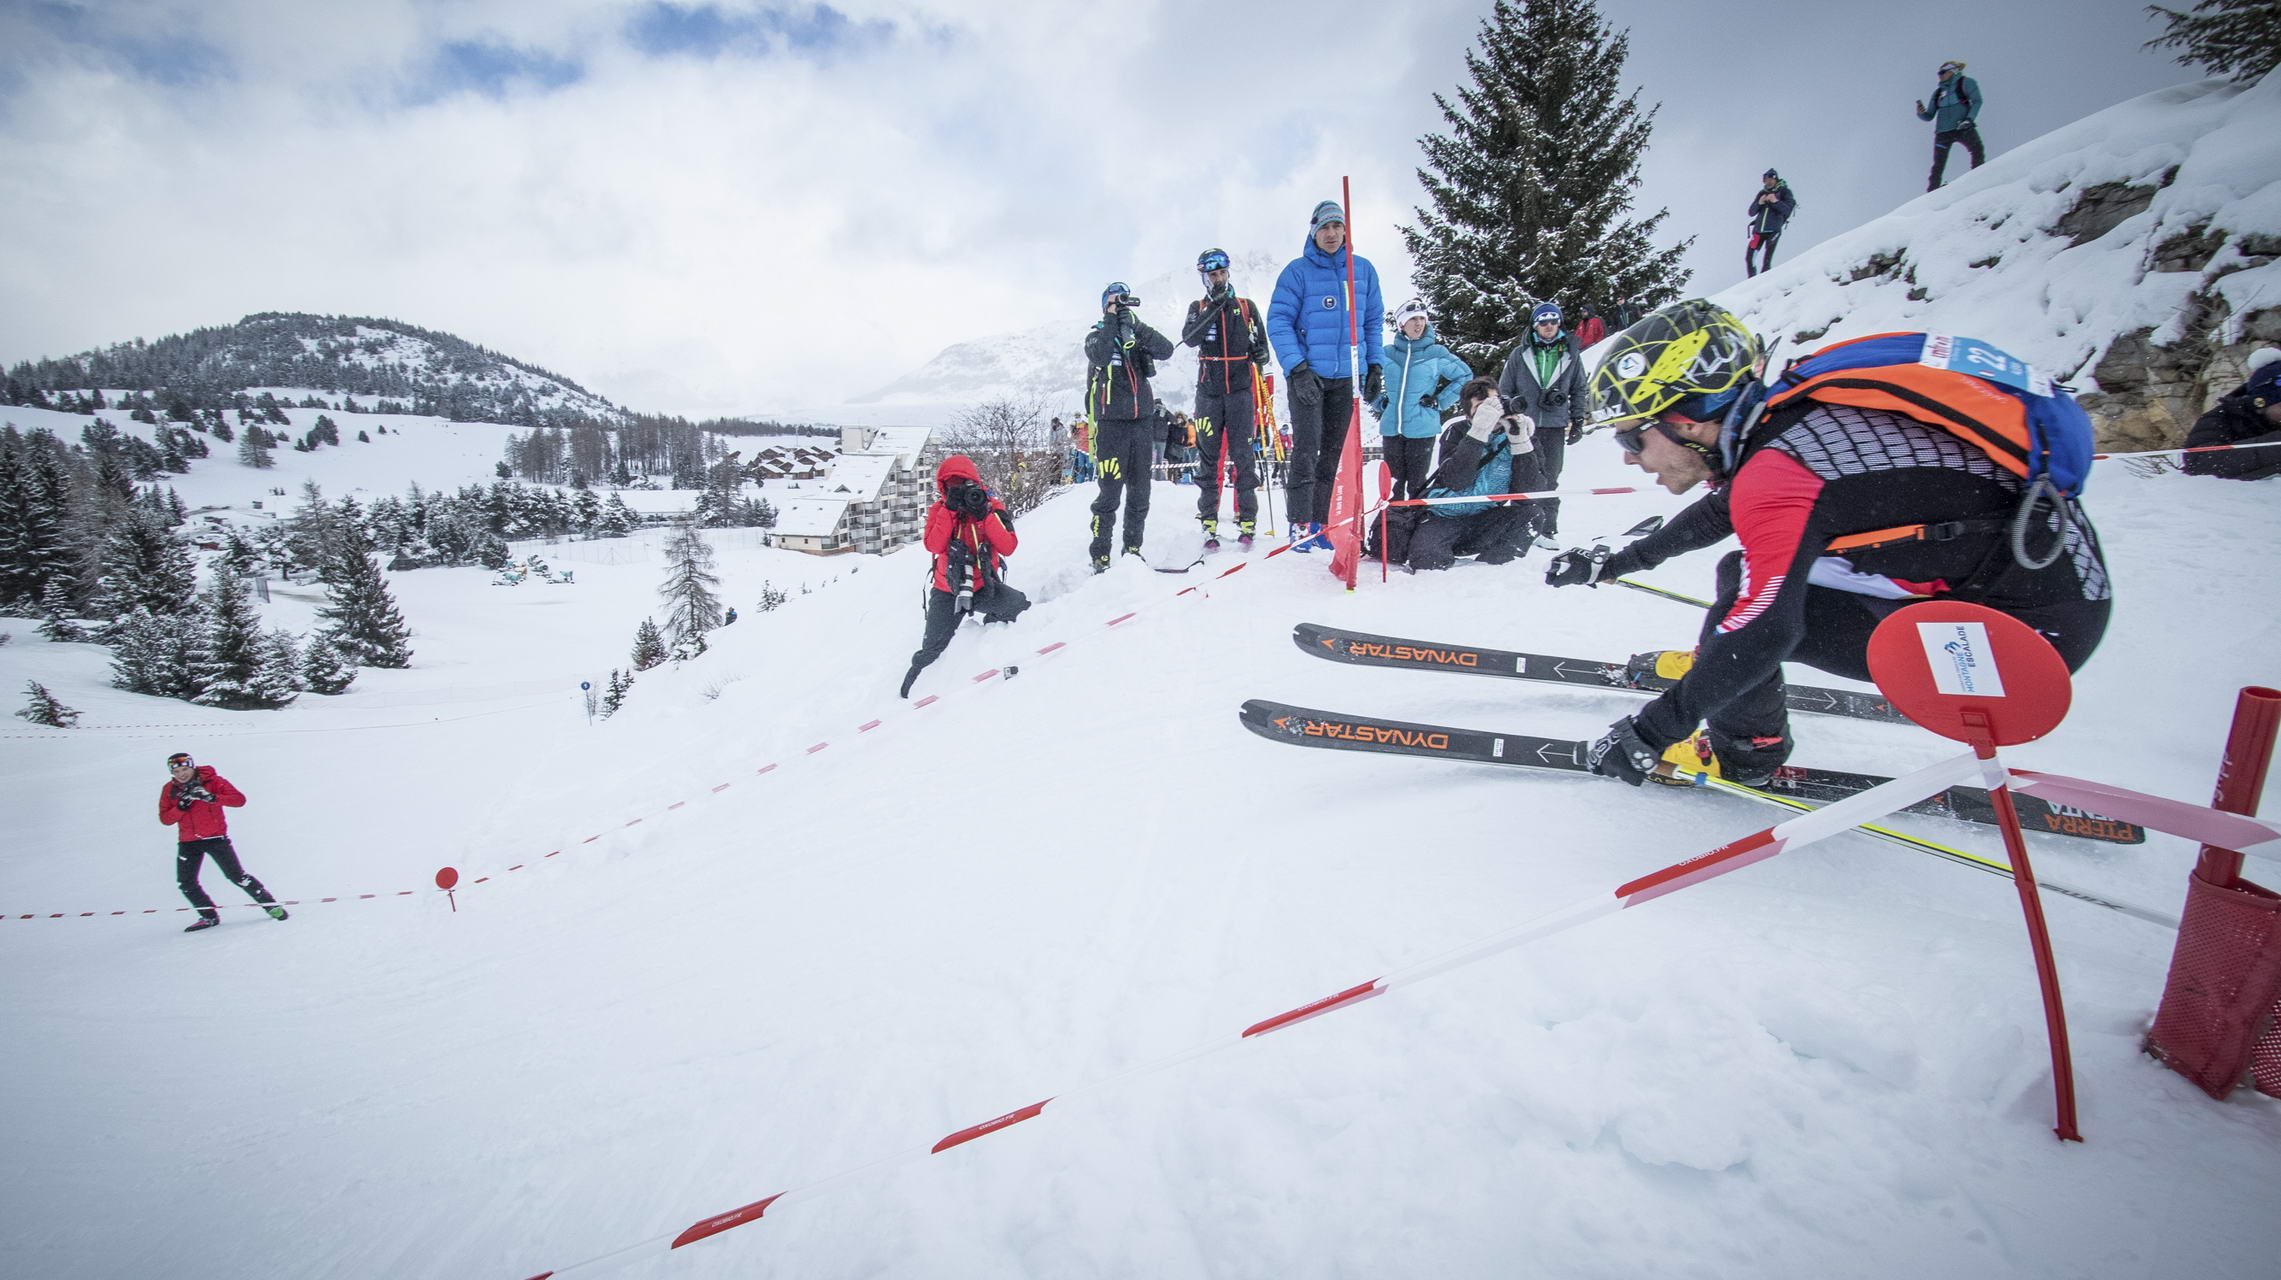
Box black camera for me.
[1110,292,1142,309]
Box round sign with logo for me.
[1865,601,2072,746]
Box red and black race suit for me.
[1625,402,2112,754]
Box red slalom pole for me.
[1340,175,1363,590]
[1963,710,2081,1141]
[2194,687,2281,888]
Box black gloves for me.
[1566,423,1583,446]
[174,782,214,810]
[1586,716,1663,787]
[1417,392,1438,410]
[1288,364,1322,409]
[1544,545,1612,588]
[1363,365,1384,403]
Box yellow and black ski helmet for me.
[1589,300,1762,425]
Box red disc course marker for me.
[1865,600,2072,746]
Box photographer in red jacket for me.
[900,456,1029,698]
[159,752,287,932]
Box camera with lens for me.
[1109,291,1142,310]
[946,538,976,612]
[1544,390,1568,409]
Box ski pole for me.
[1614,577,1714,609]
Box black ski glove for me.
[1417,392,1438,410]
[1566,423,1583,446]
[1288,364,1322,409]
[1363,365,1384,403]
[1544,545,1612,588]
[1586,716,1663,787]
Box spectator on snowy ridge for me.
[1402,378,1528,572]
[2184,348,2281,481]
[1916,59,1985,191]
[1371,298,1472,504]
[1083,283,1176,569]
[1574,305,1608,350]
[1496,301,1591,551]
[1746,169,1796,277]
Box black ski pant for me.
[1192,383,1259,525]
[1287,377,1356,526]
[1407,506,1527,570]
[1089,418,1155,558]
[1695,549,2111,770]
[1381,435,1435,502]
[1746,232,1781,277]
[1928,125,1985,190]
[1504,427,1566,542]
[176,836,276,921]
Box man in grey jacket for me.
[1916,60,1984,191]
[1496,301,1590,550]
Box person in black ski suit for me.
[2182,350,2281,481]
[1083,282,1177,568]
[1181,247,1271,544]
[1551,302,2112,788]
[1495,302,1590,551]
[1746,169,1796,277]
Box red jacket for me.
[159,766,245,842]
[923,455,1017,592]
[1576,316,1608,348]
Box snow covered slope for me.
[5,436,2279,1277]
[1713,71,2281,449]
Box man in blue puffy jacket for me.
[1268,200,1384,551]
[1916,60,1984,191]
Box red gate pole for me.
[1963,708,2081,1141]
[2194,687,2281,888]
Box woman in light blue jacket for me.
[1371,298,1473,501]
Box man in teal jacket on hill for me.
[1268,199,1383,551]
[1916,59,1984,191]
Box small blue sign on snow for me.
[580,681,590,691]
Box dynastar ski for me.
[1293,622,1907,724]
[1236,699,2144,845]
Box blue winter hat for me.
[1532,302,1563,326]
[1310,200,1345,232]
[2247,348,2281,406]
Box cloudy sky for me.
[0,0,2190,419]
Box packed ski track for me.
[5,433,2280,1278]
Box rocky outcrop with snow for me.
[1718,70,2281,450]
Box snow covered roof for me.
[863,426,933,461]
[824,453,896,503]
[771,497,849,538]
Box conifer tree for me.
[37,580,90,642]
[600,667,629,718]
[252,628,304,706]
[90,508,197,621]
[237,425,276,469]
[316,527,414,669]
[630,618,667,671]
[300,630,358,694]
[2145,1,2280,81]
[658,521,722,652]
[191,571,277,708]
[1402,0,1691,370]
[16,680,79,728]
[0,435,77,608]
[107,608,194,698]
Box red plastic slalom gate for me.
[1865,601,2083,1141]
[2145,686,2281,1099]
